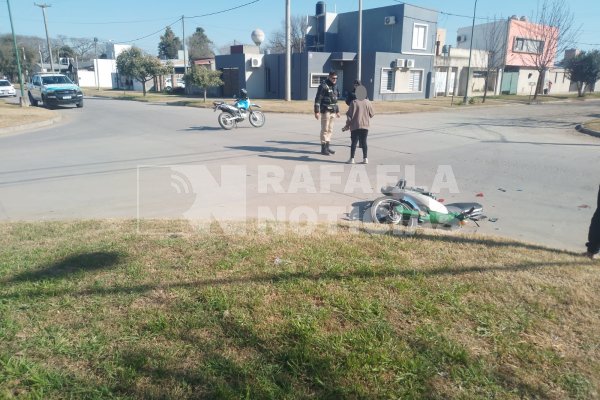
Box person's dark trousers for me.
[586,185,600,255]
[350,129,368,159]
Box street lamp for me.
[34,3,54,73]
[463,0,478,104]
[285,0,291,101]
[357,0,362,82]
[7,0,27,107]
[93,37,99,91]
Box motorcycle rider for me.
[234,88,250,118]
[314,71,340,156]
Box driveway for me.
[0,97,598,251]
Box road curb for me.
[575,124,600,138]
[0,115,62,136]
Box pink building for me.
[457,16,559,95]
[505,18,558,68]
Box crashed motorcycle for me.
[212,100,265,130]
[370,179,484,228]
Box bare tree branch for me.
[265,15,308,54]
[517,0,580,99]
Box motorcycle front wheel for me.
[249,110,266,127]
[218,112,236,130]
[370,196,418,227]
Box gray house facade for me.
[215,2,438,100]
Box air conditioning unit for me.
[384,16,396,25]
[250,57,261,68]
[406,59,415,68]
[394,58,405,69]
[457,34,467,43]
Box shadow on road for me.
[258,154,347,164]
[226,145,315,155]
[182,126,223,132]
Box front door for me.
[221,68,239,98]
[501,71,518,95]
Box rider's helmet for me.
[239,88,248,99]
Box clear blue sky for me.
[1,0,598,55]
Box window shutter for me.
[409,70,422,92]
[381,69,393,92]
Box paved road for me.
[0,97,599,251]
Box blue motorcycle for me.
[212,94,265,130]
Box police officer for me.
[314,71,340,156]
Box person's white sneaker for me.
[361,158,368,164]
[347,158,355,164]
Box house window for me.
[310,73,329,87]
[412,24,428,50]
[380,68,394,92]
[513,38,544,54]
[408,70,423,92]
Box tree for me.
[0,35,37,81]
[184,65,223,102]
[187,27,214,61]
[58,45,76,59]
[564,50,600,97]
[69,38,96,61]
[266,15,307,53]
[518,0,580,100]
[478,17,507,103]
[116,47,169,96]
[158,26,182,60]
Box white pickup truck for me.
[27,73,84,108]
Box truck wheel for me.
[28,91,38,107]
[42,95,53,109]
[76,99,83,108]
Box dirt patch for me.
[0,102,55,130]
[584,119,600,132]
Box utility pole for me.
[285,0,291,101]
[34,3,54,73]
[182,15,187,73]
[463,0,478,104]
[357,0,362,82]
[93,37,99,90]
[7,0,27,106]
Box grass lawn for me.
[1,221,599,399]
[86,88,600,115]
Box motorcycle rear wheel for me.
[249,110,265,127]
[370,196,418,227]
[218,112,235,130]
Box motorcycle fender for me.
[399,196,420,213]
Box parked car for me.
[165,77,185,92]
[27,73,84,108]
[0,79,16,97]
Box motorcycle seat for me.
[445,202,483,217]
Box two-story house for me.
[215,1,438,100]
[456,16,558,95]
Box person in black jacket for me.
[314,71,340,156]
[586,185,600,259]
[345,80,361,106]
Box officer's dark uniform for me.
[314,77,339,155]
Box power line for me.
[118,17,182,44]
[115,1,260,45]
[186,0,260,19]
